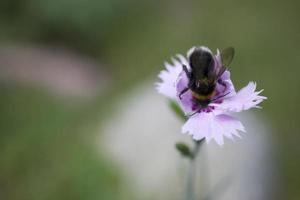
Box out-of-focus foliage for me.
[0,0,299,199]
[0,84,130,200]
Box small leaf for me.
[175,142,193,158]
[220,47,235,67]
[168,100,186,121]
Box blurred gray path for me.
[100,82,276,200]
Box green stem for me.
[186,156,196,200]
[185,139,204,200]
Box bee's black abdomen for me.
[189,47,215,78]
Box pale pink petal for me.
[215,114,245,138]
[176,71,194,113]
[214,82,267,112]
[182,112,245,145]
[156,56,187,99]
[176,54,189,67]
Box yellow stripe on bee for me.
[192,91,216,101]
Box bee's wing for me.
[220,47,234,67]
[216,65,226,79]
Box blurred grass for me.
[0,0,300,199]
[0,84,132,200]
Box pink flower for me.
[156,46,266,145]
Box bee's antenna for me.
[212,92,231,102]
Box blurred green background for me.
[0,0,299,199]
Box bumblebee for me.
[179,46,234,107]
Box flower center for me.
[191,93,224,113]
[201,106,215,113]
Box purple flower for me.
[156,46,266,145]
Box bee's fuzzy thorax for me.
[192,91,216,101]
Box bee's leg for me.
[182,65,191,78]
[179,87,189,99]
[218,79,226,87]
[188,109,200,117]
